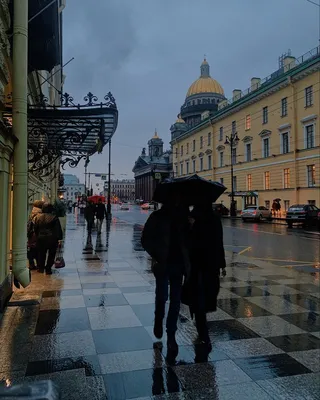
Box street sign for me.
[101,175,107,180]
[155,173,161,180]
[95,174,101,177]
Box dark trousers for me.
[155,267,183,336]
[27,247,38,268]
[37,237,58,272]
[87,219,94,234]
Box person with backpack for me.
[27,200,44,270]
[33,202,63,275]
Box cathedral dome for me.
[186,58,224,97]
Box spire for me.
[152,129,159,139]
[200,56,210,78]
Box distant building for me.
[132,131,172,202]
[63,174,85,203]
[104,179,135,201]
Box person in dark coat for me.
[141,201,190,358]
[95,199,107,234]
[27,200,44,270]
[182,202,226,349]
[33,203,63,275]
[84,201,95,234]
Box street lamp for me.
[225,132,240,217]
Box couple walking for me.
[142,197,226,358]
[84,199,107,235]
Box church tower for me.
[148,130,163,158]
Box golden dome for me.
[186,57,224,97]
[175,114,185,123]
[187,77,224,97]
[152,129,159,139]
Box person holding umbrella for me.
[141,193,190,359]
[182,201,226,351]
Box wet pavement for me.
[0,209,319,399]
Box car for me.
[141,202,155,210]
[119,203,129,211]
[212,203,229,216]
[317,211,320,231]
[241,205,272,222]
[286,204,319,228]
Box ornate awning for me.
[4,92,118,180]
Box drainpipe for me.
[11,0,30,287]
[289,77,299,204]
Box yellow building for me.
[171,47,320,212]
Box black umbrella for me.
[153,174,226,205]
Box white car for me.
[141,202,155,210]
[120,204,130,211]
[241,206,272,222]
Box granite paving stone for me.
[1,212,319,400]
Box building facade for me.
[104,179,135,201]
[171,47,320,211]
[63,174,85,203]
[133,131,172,202]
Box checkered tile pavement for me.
[0,213,319,400]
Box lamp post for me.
[107,140,112,217]
[225,132,240,217]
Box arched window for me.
[197,99,201,105]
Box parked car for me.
[286,204,319,228]
[120,203,130,211]
[317,211,320,231]
[241,205,272,222]
[212,203,229,216]
[141,202,155,210]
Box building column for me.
[11,0,30,287]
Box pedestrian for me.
[27,200,44,270]
[95,198,107,234]
[141,199,191,359]
[182,202,226,351]
[84,201,95,234]
[33,202,63,275]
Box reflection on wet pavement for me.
[0,211,319,399]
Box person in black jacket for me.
[33,203,63,275]
[84,201,95,234]
[182,202,226,350]
[141,201,190,358]
[95,199,107,234]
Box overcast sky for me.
[62,0,319,188]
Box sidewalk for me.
[0,213,319,399]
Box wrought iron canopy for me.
[4,92,118,181]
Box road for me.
[112,205,320,270]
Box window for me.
[219,127,223,141]
[247,174,252,190]
[265,200,270,209]
[208,155,212,170]
[200,158,204,171]
[186,161,189,175]
[263,138,270,158]
[192,160,196,173]
[208,132,211,146]
[284,168,290,188]
[264,171,270,190]
[245,115,251,130]
[305,86,313,107]
[284,200,290,211]
[307,165,316,187]
[305,124,315,149]
[219,152,224,167]
[231,147,237,164]
[262,106,268,124]
[180,145,183,156]
[308,200,316,206]
[281,132,289,154]
[200,136,203,149]
[246,143,252,162]
[232,176,237,191]
[220,178,224,185]
[186,143,189,154]
[180,163,184,176]
[281,97,287,117]
[192,139,196,152]
[175,165,178,176]
[232,121,236,134]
